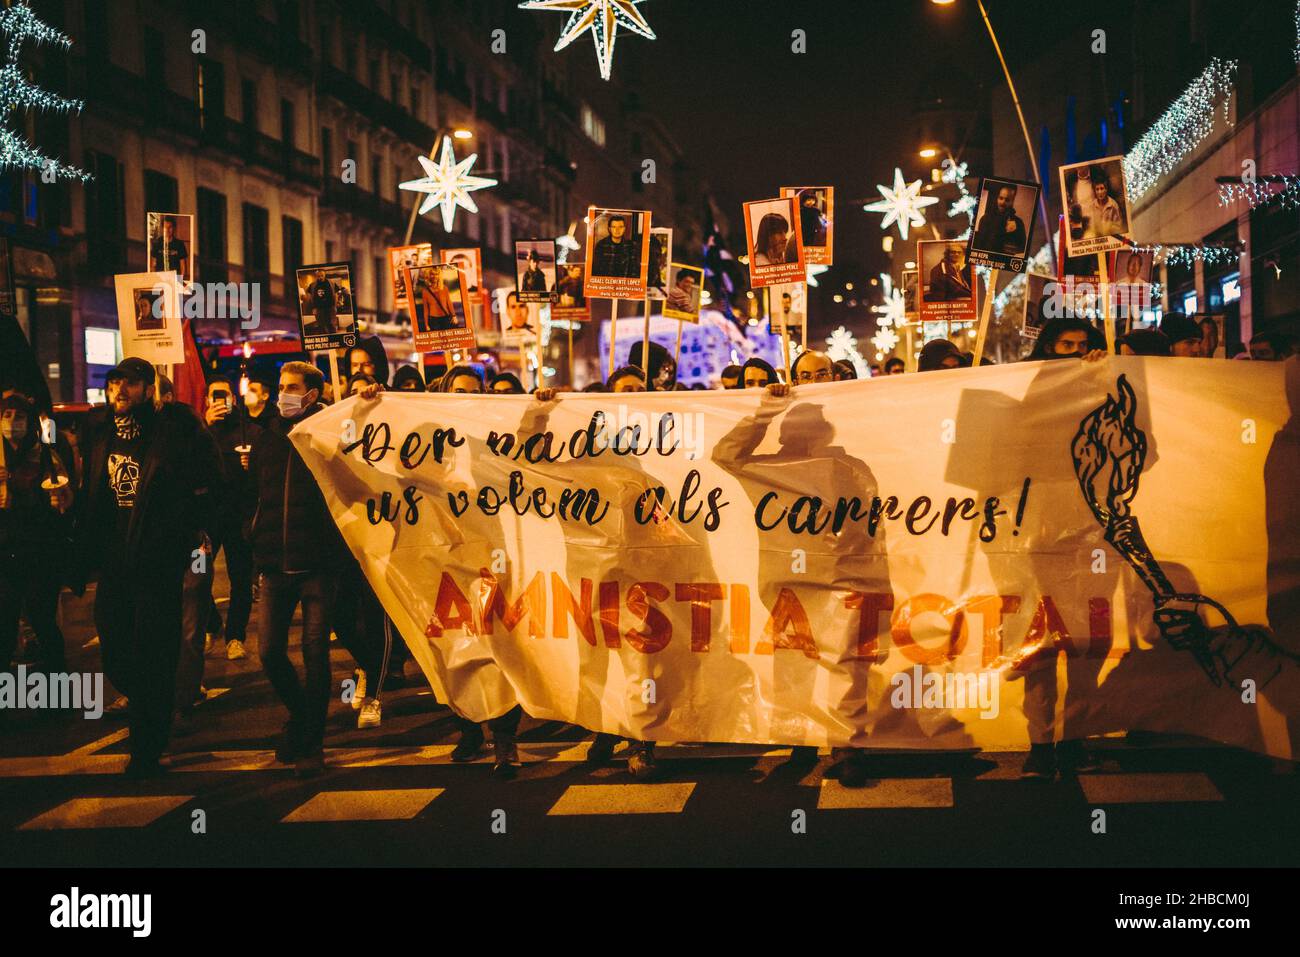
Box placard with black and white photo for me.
[1059,155,1132,257]
[901,269,919,317]
[968,177,1039,272]
[515,239,558,304]
[497,287,540,347]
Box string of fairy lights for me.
[0,1,90,181]
[1124,57,1236,202]
[1218,175,1300,214]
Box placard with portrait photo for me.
[743,196,805,287]
[1019,273,1054,341]
[584,206,652,299]
[114,271,184,364]
[443,246,485,333]
[1109,247,1154,319]
[901,269,919,317]
[918,240,977,324]
[1056,215,1100,281]
[552,261,591,322]
[146,212,195,288]
[767,282,806,336]
[515,239,558,304]
[781,186,833,266]
[405,263,474,353]
[663,264,704,323]
[1059,155,1132,257]
[389,243,434,310]
[295,262,357,352]
[968,177,1039,272]
[646,227,673,300]
[496,287,540,347]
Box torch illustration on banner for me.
[1071,375,1296,688]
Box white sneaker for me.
[357,698,382,729]
[226,639,247,661]
[351,669,367,710]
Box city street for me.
[3,561,1296,869]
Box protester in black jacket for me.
[1,394,76,672]
[74,357,223,778]
[247,360,348,777]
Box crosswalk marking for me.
[20,796,192,830]
[281,788,444,823]
[1078,772,1224,804]
[817,778,954,809]
[68,728,130,756]
[548,783,696,815]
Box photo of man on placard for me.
[590,211,642,279]
[1060,155,1131,256]
[515,240,557,303]
[147,212,193,284]
[133,287,165,332]
[970,178,1038,269]
[925,243,973,302]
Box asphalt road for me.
[2,563,1297,868]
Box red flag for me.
[173,319,208,415]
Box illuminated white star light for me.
[871,273,905,329]
[519,0,656,82]
[805,264,829,287]
[399,136,498,233]
[864,167,940,241]
[826,325,870,378]
[871,328,900,353]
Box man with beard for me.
[74,358,223,778]
[973,183,1026,255]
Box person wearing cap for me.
[917,338,964,371]
[1159,313,1204,358]
[1117,329,1172,356]
[73,357,223,778]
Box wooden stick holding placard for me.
[326,349,341,402]
[673,318,683,371]
[607,299,618,379]
[1098,252,1116,353]
[904,322,916,373]
[567,322,574,386]
[534,332,544,392]
[972,267,999,368]
[641,298,653,390]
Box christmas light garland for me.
[1124,58,1236,201]
[0,1,89,180]
[1218,174,1300,213]
[519,0,655,82]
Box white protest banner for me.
[292,358,1300,757]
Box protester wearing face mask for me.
[1,395,76,676]
[247,361,351,777]
[73,358,223,778]
[627,340,677,392]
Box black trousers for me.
[0,552,66,671]
[95,565,184,763]
[455,705,523,738]
[332,563,391,689]
[259,569,336,751]
[205,522,255,644]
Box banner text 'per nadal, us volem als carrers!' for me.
[291,358,1300,757]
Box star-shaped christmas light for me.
[805,264,829,287]
[399,136,497,233]
[871,328,900,353]
[863,167,939,241]
[520,0,655,82]
[870,273,905,329]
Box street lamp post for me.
[932,0,1056,270]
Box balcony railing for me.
[321,66,437,148]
